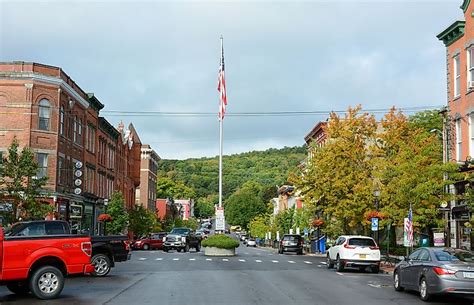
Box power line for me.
[100,105,442,117]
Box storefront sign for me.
[70,204,83,219]
[433,232,445,247]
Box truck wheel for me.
[184,244,190,252]
[91,253,112,277]
[29,266,64,300]
[196,243,201,252]
[143,244,150,251]
[6,281,30,295]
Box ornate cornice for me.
[461,0,471,13]
[437,20,466,47]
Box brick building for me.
[136,144,159,211]
[0,62,141,234]
[438,0,474,249]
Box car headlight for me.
[163,237,166,242]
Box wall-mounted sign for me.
[75,170,83,178]
[75,161,83,169]
[74,179,82,186]
[74,188,82,195]
[70,204,83,218]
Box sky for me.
[0,0,464,159]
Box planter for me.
[204,246,236,257]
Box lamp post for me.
[104,199,109,236]
[374,189,381,246]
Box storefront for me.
[452,205,472,250]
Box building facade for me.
[438,0,474,249]
[136,144,160,211]
[0,62,141,234]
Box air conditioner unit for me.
[469,81,474,88]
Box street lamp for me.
[374,189,381,247]
[104,199,109,236]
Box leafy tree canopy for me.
[107,191,129,235]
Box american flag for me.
[405,205,414,247]
[217,38,227,120]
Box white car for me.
[327,235,380,273]
[246,238,257,247]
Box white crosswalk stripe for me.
[222,258,229,262]
[206,258,212,261]
[155,258,163,261]
[239,259,246,262]
[255,260,262,263]
[173,258,179,261]
[288,261,295,264]
[139,258,147,261]
[320,261,327,265]
[189,258,196,261]
[304,261,313,264]
[272,260,279,263]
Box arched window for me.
[38,99,51,131]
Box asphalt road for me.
[0,244,472,305]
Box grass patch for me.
[202,234,240,249]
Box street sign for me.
[371,218,378,231]
[215,207,225,231]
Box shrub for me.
[201,234,239,249]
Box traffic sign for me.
[371,218,379,231]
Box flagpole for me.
[218,36,224,211]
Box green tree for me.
[107,191,129,235]
[194,195,217,219]
[156,177,196,199]
[249,215,270,238]
[0,139,52,223]
[225,181,269,229]
[128,205,156,237]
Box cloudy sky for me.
[0,0,463,159]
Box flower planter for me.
[204,246,236,257]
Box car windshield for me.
[170,228,189,235]
[348,238,376,247]
[434,250,461,262]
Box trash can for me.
[318,236,327,254]
[311,239,318,253]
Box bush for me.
[201,234,239,249]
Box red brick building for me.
[0,62,141,234]
[438,0,474,249]
[136,144,160,211]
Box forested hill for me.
[157,146,307,200]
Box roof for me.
[437,20,466,47]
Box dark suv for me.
[279,234,304,255]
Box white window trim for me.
[454,55,461,98]
[456,119,462,161]
[468,49,474,88]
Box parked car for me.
[6,220,131,277]
[327,235,380,273]
[247,238,257,247]
[240,234,248,242]
[163,227,201,252]
[1,222,94,299]
[394,247,474,301]
[278,234,304,255]
[132,232,167,250]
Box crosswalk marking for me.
[321,261,327,265]
[189,258,196,261]
[255,260,262,263]
[222,258,229,262]
[239,259,246,262]
[288,261,295,264]
[304,261,312,264]
[155,258,163,261]
[206,258,212,261]
[173,258,179,261]
[272,260,279,263]
[139,258,147,261]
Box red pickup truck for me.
[0,224,94,300]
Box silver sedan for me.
[393,247,474,301]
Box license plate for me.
[359,254,367,259]
[170,242,175,246]
[463,272,474,279]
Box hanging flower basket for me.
[98,213,113,223]
[364,211,385,223]
[312,218,324,227]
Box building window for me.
[37,153,48,179]
[86,167,95,193]
[77,118,83,145]
[454,55,461,97]
[468,49,474,88]
[87,125,96,153]
[38,99,51,131]
[470,115,474,158]
[59,106,64,135]
[456,119,462,161]
[58,156,64,185]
